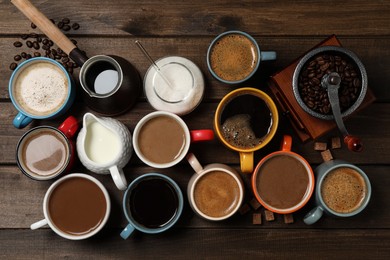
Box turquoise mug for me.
[120,173,183,238]
[304,160,371,225]
[9,57,75,128]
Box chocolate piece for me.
[239,204,251,215]
[321,149,333,162]
[331,137,342,149]
[252,213,262,225]
[284,213,294,224]
[264,210,275,221]
[314,142,327,151]
[249,198,262,210]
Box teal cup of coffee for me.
[304,160,371,225]
[207,30,276,84]
[120,173,184,238]
[9,57,75,128]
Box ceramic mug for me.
[31,173,111,240]
[120,173,184,238]
[304,160,371,225]
[207,30,277,84]
[187,153,244,221]
[16,116,79,181]
[76,112,132,190]
[9,57,75,129]
[214,87,279,173]
[251,135,315,214]
[133,111,214,168]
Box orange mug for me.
[251,135,315,214]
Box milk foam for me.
[14,62,68,116]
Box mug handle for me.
[30,218,48,230]
[109,165,128,190]
[303,206,324,225]
[281,135,292,152]
[239,151,253,173]
[120,223,135,239]
[190,129,214,143]
[260,51,277,61]
[13,112,33,129]
[58,116,79,139]
[186,153,204,173]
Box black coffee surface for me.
[129,178,179,228]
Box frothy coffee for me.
[321,167,367,214]
[13,61,68,116]
[209,33,258,82]
[194,171,241,218]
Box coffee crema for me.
[19,128,69,178]
[321,167,367,214]
[194,171,241,218]
[256,155,309,209]
[210,34,258,82]
[138,115,186,164]
[13,61,68,116]
[48,177,107,236]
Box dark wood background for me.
[1,0,389,258]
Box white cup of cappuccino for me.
[9,57,75,128]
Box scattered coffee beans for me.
[10,62,17,70]
[298,52,362,115]
[13,41,22,47]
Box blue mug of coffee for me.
[9,57,75,128]
[120,173,184,239]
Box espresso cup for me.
[207,30,277,84]
[16,116,79,181]
[9,57,75,129]
[187,153,244,221]
[304,160,371,225]
[133,111,214,168]
[214,87,279,173]
[31,173,111,240]
[120,173,183,238]
[251,135,315,214]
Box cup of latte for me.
[304,160,371,225]
[9,57,75,128]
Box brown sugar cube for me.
[321,149,333,162]
[249,198,262,210]
[314,142,327,151]
[264,210,275,221]
[252,213,262,225]
[239,203,251,215]
[283,214,294,224]
[331,137,342,149]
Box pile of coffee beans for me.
[10,18,83,74]
[298,52,362,115]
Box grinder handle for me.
[11,0,76,55]
[344,135,363,152]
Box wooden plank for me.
[1,36,389,101]
[1,165,389,229]
[1,1,389,36]
[0,229,389,259]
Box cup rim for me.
[316,163,371,217]
[251,151,315,214]
[189,165,244,221]
[214,87,279,153]
[42,173,111,240]
[133,111,191,168]
[8,57,73,119]
[122,173,184,234]
[207,30,261,84]
[16,126,72,181]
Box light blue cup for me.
[9,57,75,128]
[120,173,183,239]
[304,160,371,225]
[207,30,276,84]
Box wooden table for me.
[1,0,389,258]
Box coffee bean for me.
[34,52,41,57]
[48,40,54,47]
[21,52,27,58]
[42,38,49,45]
[55,55,61,60]
[26,54,32,60]
[31,22,37,29]
[14,55,22,61]
[63,25,71,31]
[45,49,51,55]
[13,41,23,47]
[62,57,69,63]
[51,49,57,55]
[62,18,70,24]
[10,62,17,70]
[26,40,33,48]
[32,41,40,50]
[72,23,80,30]
[30,33,38,38]
[21,34,29,40]
[57,21,64,29]
[42,44,50,50]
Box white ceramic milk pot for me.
[77,112,132,190]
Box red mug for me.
[16,116,79,180]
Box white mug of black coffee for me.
[120,173,183,238]
[187,153,244,221]
[304,160,371,225]
[207,30,276,84]
[31,173,111,240]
